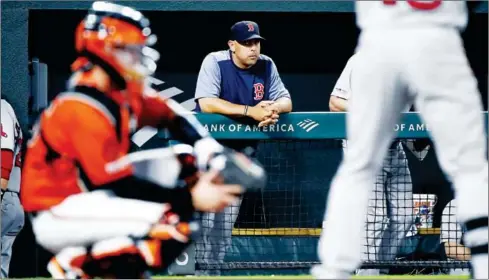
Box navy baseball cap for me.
[230,21,265,42]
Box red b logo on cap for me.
[247,23,254,32]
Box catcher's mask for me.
[74,1,160,95]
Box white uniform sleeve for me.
[441,200,463,244]
[1,101,15,152]
[331,54,358,100]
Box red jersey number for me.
[383,0,442,11]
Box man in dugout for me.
[193,20,292,275]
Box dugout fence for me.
[159,112,487,274]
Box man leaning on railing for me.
[193,20,292,276]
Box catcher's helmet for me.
[74,1,160,90]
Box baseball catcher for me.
[20,1,266,278]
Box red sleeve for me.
[1,149,13,180]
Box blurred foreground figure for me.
[21,1,266,278]
[313,1,488,279]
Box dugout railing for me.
[157,112,488,274]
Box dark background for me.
[29,10,488,112]
[5,8,488,277]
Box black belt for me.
[4,190,19,194]
[1,190,19,202]
[1,190,19,197]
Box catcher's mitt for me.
[207,147,267,191]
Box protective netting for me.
[194,139,470,275]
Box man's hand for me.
[257,115,279,127]
[260,101,280,113]
[252,101,279,127]
[1,178,8,191]
[256,101,275,109]
[190,169,244,213]
[247,102,274,122]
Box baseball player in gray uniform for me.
[329,53,415,276]
[1,98,25,278]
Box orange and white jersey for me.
[1,99,23,193]
[21,86,139,212]
[21,83,216,212]
[355,1,468,31]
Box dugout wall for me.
[2,1,488,277]
[2,1,488,130]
